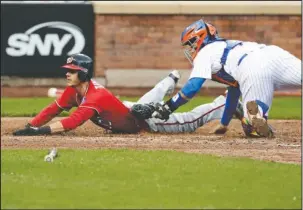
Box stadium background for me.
[1,1,301,97]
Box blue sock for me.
[255,100,269,119]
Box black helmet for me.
[61,53,93,82]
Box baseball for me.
[44,148,58,162]
[47,88,58,98]
[44,155,54,162]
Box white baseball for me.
[44,155,53,162]
[47,88,58,98]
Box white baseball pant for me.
[123,75,226,133]
[235,45,301,118]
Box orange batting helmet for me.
[181,19,223,64]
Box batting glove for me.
[13,124,51,136]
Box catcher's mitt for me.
[131,103,156,120]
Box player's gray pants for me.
[123,75,226,133]
[122,76,175,108]
[235,45,301,118]
[145,95,225,133]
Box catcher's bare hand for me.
[213,124,228,134]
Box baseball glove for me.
[131,103,156,120]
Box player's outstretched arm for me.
[152,77,206,120]
[29,102,63,127]
[12,102,64,136]
[13,107,96,136]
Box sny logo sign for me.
[6,21,85,57]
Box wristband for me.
[165,92,188,112]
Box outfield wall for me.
[92,1,301,88]
[1,1,301,94]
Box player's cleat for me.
[167,70,181,95]
[241,118,261,138]
[168,70,180,84]
[241,117,274,138]
[246,100,273,138]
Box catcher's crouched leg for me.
[131,103,156,120]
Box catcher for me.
[13,53,243,136]
[149,18,301,138]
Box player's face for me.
[66,70,81,86]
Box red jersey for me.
[30,80,148,133]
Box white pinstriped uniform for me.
[123,76,226,133]
[190,41,302,118]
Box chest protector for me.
[211,40,242,87]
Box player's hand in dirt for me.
[13,123,51,136]
[13,126,39,136]
[213,124,228,134]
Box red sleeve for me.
[60,107,96,130]
[30,102,62,127]
[56,86,78,110]
[79,94,103,114]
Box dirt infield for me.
[1,117,301,165]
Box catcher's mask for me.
[61,53,93,82]
[181,19,222,65]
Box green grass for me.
[270,96,302,119]
[1,96,301,119]
[1,96,301,208]
[1,149,301,209]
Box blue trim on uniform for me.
[237,45,266,66]
[210,40,243,87]
[237,53,248,66]
[255,100,269,117]
[220,40,243,65]
[167,78,205,112]
[221,86,241,126]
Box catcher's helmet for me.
[61,53,93,82]
[181,19,223,64]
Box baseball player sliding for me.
[13,53,243,136]
[149,18,301,138]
